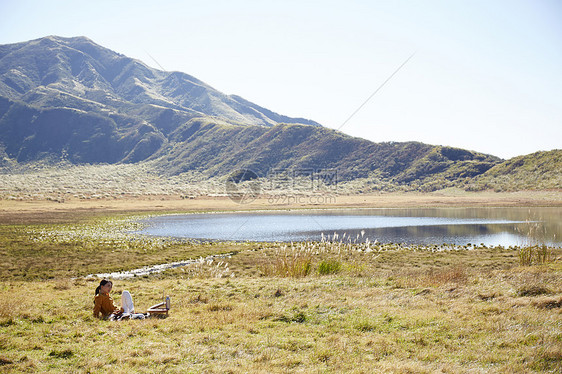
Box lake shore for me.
[2,190,562,224]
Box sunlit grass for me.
[0,213,561,372]
[1,264,561,373]
[0,216,237,280]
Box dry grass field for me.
[1,193,561,373]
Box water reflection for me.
[305,225,529,247]
[136,207,562,247]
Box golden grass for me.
[0,261,561,373]
[259,243,314,278]
[0,200,561,372]
[519,245,552,265]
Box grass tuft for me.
[531,297,562,309]
[260,243,312,278]
[530,345,562,371]
[424,265,468,286]
[208,303,233,312]
[53,279,72,290]
[519,245,552,265]
[0,356,13,366]
[516,284,552,297]
[275,311,307,324]
[48,349,73,359]
[318,259,341,275]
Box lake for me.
[136,207,562,247]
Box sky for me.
[1,0,561,159]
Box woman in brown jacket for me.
[94,279,149,320]
[93,279,123,319]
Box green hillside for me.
[467,150,562,191]
[152,121,500,186]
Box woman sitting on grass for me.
[93,279,143,320]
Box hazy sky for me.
[1,0,561,159]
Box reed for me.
[516,217,554,266]
[260,243,313,277]
[519,244,552,266]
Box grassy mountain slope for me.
[467,150,562,191]
[153,121,500,185]
[0,96,165,163]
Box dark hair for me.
[94,279,112,298]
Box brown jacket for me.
[93,292,121,318]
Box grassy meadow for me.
[1,199,561,373]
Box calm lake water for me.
[136,208,562,247]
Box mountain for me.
[0,35,319,164]
[0,35,318,128]
[2,35,556,192]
